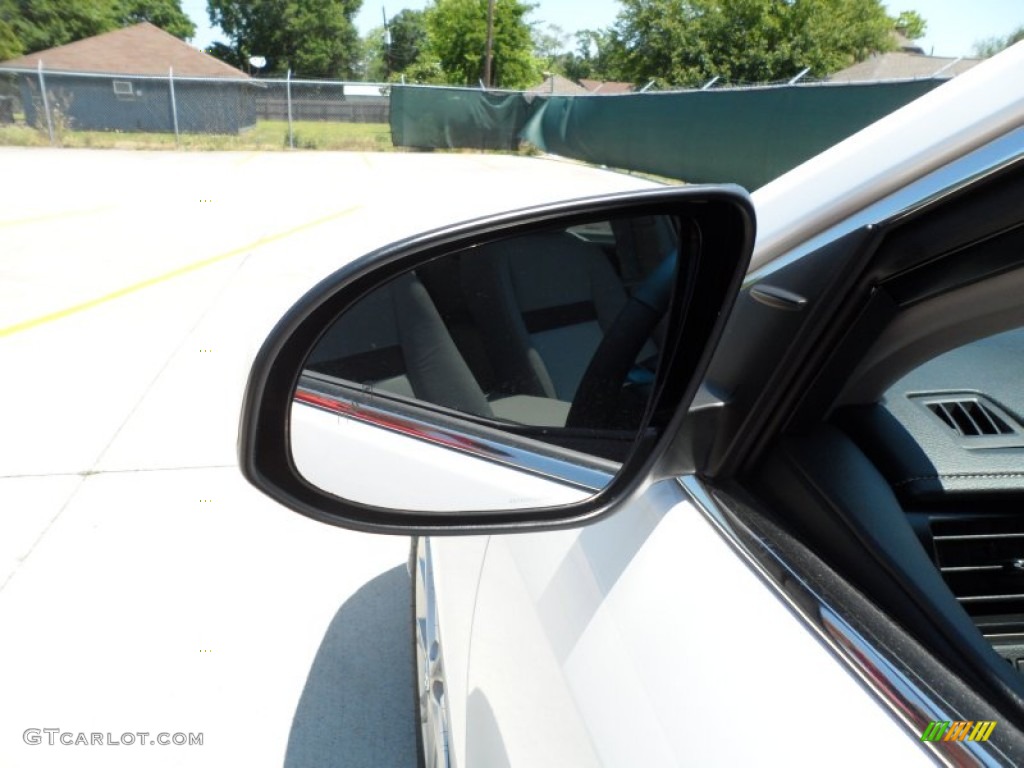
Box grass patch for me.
[0,124,49,147]
[256,120,394,150]
[0,120,395,152]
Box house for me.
[528,75,636,96]
[578,79,635,95]
[529,74,590,96]
[829,32,981,83]
[0,22,256,134]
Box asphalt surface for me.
[0,147,654,767]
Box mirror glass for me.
[290,213,693,511]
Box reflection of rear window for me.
[566,221,614,242]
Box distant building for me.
[0,22,256,134]
[529,74,590,96]
[578,79,635,95]
[829,32,981,83]
[528,74,636,96]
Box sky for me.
[181,0,1024,60]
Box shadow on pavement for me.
[284,564,417,768]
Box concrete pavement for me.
[0,147,656,767]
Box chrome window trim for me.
[747,128,1024,289]
[295,375,618,493]
[680,474,1017,767]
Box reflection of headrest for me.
[461,232,629,401]
[306,271,492,417]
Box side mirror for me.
[239,187,754,534]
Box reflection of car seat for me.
[306,271,492,417]
[460,232,637,402]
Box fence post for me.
[788,67,811,85]
[286,69,294,149]
[169,66,180,144]
[36,60,54,145]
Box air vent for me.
[931,517,1024,626]
[912,393,1024,448]
[927,399,1012,436]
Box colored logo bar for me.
[921,721,997,742]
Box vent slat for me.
[955,403,982,435]
[932,403,957,430]
[940,565,1004,573]
[931,517,1024,622]
[924,397,1016,437]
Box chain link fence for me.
[0,63,954,188]
[0,66,391,149]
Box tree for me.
[893,10,926,40]
[973,25,1024,58]
[560,29,614,81]
[602,0,904,88]
[0,0,119,54]
[0,0,195,58]
[361,25,388,80]
[386,8,428,73]
[532,22,567,72]
[207,0,362,78]
[116,0,195,39]
[363,8,429,80]
[425,0,539,88]
[0,17,23,59]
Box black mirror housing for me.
[238,186,755,535]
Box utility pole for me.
[382,6,390,80]
[483,0,495,87]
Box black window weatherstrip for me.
[681,475,1024,767]
[882,223,1024,309]
[294,376,618,493]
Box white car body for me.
[411,43,1024,767]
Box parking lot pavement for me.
[0,148,657,767]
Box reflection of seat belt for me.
[610,219,642,286]
[614,217,675,349]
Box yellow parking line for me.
[0,204,362,338]
[0,205,115,229]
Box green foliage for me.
[532,22,567,70]
[115,0,196,39]
[602,0,899,87]
[0,17,24,59]
[361,26,388,80]
[425,0,539,88]
[0,0,195,58]
[387,9,428,73]
[892,10,926,40]
[0,0,120,53]
[560,29,615,81]
[207,0,363,78]
[973,25,1024,58]
[363,9,429,80]
[387,53,444,84]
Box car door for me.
[239,161,1024,767]
[239,45,1024,767]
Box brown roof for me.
[0,22,248,78]
[829,52,980,82]
[529,74,590,95]
[579,79,635,95]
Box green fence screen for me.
[391,80,942,190]
[390,85,532,152]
